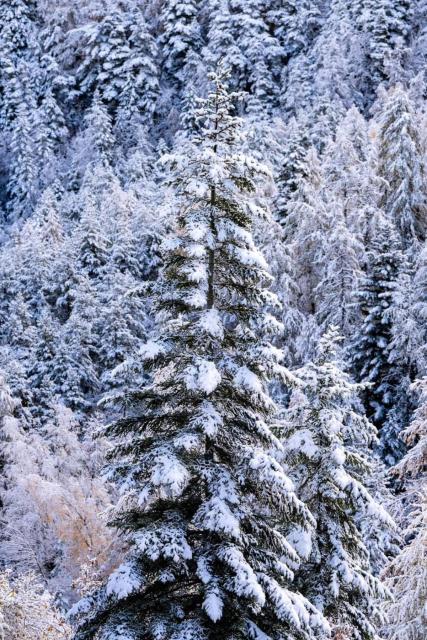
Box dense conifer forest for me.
[0,1,426,639]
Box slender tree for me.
[314,196,363,338]
[376,84,426,250]
[352,219,404,463]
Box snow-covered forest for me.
[0,1,426,638]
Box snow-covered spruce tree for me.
[309,2,359,119]
[70,68,329,640]
[159,0,201,85]
[376,84,426,250]
[257,217,305,369]
[393,377,427,486]
[83,94,115,167]
[0,0,38,58]
[6,101,38,219]
[412,1,427,75]
[383,270,417,436]
[383,377,427,640]
[50,280,100,412]
[351,219,404,464]
[36,87,68,167]
[0,0,38,127]
[321,106,377,242]
[357,0,413,91]
[205,0,282,112]
[282,326,392,640]
[265,0,320,60]
[74,5,159,117]
[412,241,427,371]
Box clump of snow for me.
[151,455,190,499]
[196,557,213,585]
[233,366,263,396]
[333,467,351,490]
[182,262,207,283]
[199,308,224,339]
[67,595,92,618]
[106,561,142,600]
[249,449,295,494]
[286,429,318,458]
[184,359,221,395]
[247,621,272,640]
[185,288,207,309]
[185,242,205,258]
[186,180,210,200]
[139,340,165,361]
[191,401,223,436]
[173,433,201,452]
[217,546,265,605]
[203,589,224,622]
[234,245,268,270]
[134,527,192,563]
[100,624,137,640]
[332,446,346,466]
[287,527,313,561]
[194,497,241,539]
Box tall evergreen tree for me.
[205,0,283,111]
[83,94,115,167]
[257,217,305,368]
[284,148,328,317]
[322,106,375,241]
[0,0,38,58]
[412,241,427,372]
[274,115,310,227]
[36,87,68,166]
[0,0,39,123]
[6,102,38,219]
[266,0,322,60]
[70,68,328,640]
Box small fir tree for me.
[282,326,392,640]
